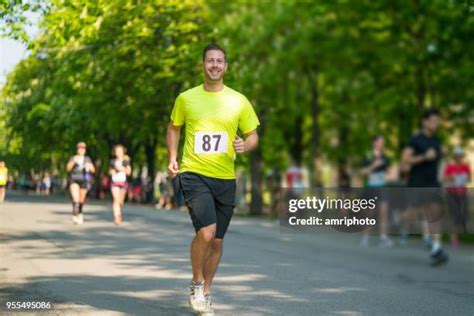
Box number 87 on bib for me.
[194,132,228,154]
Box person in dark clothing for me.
[401,109,448,266]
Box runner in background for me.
[286,160,304,197]
[401,109,448,266]
[359,135,393,247]
[109,145,132,225]
[0,161,8,202]
[443,147,471,248]
[66,142,95,224]
[42,172,51,196]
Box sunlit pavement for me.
[1,192,473,315]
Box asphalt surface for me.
[1,192,473,315]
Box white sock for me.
[431,241,441,254]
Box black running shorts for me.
[409,187,443,208]
[69,179,88,189]
[180,172,236,239]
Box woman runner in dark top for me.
[109,144,132,225]
[66,142,95,224]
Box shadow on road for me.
[1,193,474,315]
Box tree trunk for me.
[249,105,267,216]
[144,136,157,202]
[290,115,304,165]
[337,123,351,188]
[249,148,263,215]
[145,141,156,180]
[337,91,351,189]
[307,68,322,186]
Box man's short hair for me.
[422,108,440,120]
[202,43,227,62]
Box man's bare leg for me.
[379,201,389,236]
[424,203,449,265]
[426,203,443,252]
[378,201,393,247]
[203,238,223,294]
[191,224,216,282]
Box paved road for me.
[1,193,473,315]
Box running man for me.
[66,142,95,224]
[401,109,448,266]
[0,161,8,202]
[359,135,393,247]
[109,144,132,225]
[167,43,259,315]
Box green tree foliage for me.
[1,0,473,213]
[2,0,207,175]
[0,0,49,42]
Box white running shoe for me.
[189,281,206,312]
[77,214,84,224]
[72,215,79,224]
[379,237,394,248]
[200,293,215,316]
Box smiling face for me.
[203,49,227,83]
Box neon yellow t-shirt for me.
[171,84,259,179]
[0,167,8,185]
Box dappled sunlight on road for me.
[1,195,473,315]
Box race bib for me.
[75,157,85,169]
[194,132,228,154]
[0,173,6,182]
[112,172,127,183]
[368,171,385,187]
[453,174,468,187]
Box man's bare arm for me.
[167,122,182,178]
